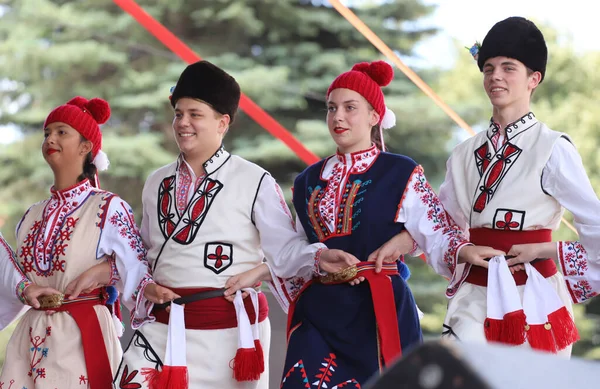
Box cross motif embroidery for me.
[493,209,525,231]
[495,212,520,230]
[204,242,233,274]
[207,245,229,269]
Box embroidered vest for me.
[293,152,416,261]
[448,114,568,231]
[17,191,113,290]
[143,151,268,288]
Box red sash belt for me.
[466,228,557,286]
[319,262,402,365]
[152,287,269,330]
[36,288,111,389]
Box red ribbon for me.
[357,265,402,365]
[112,0,319,166]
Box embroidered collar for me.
[487,112,537,141]
[50,179,92,204]
[176,145,230,176]
[335,144,380,174]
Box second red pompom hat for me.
[327,60,394,125]
[43,96,110,160]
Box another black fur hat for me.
[170,60,241,122]
[477,17,548,82]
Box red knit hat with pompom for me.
[43,96,110,159]
[327,61,394,125]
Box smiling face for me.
[326,88,380,154]
[172,97,230,159]
[42,122,91,171]
[482,56,541,112]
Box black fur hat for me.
[477,17,548,82]
[170,60,241,122]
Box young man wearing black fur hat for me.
[114,60,359,388]
[437,17,600,356]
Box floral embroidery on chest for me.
[19,182,91,277]
[308,147,378,242]
[176,162,205,215]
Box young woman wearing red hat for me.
[0,97,173,388]
[438,16,600,357]
[226,60,501,387]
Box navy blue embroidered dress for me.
[280,146,423,388]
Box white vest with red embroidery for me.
[448,114,569,231]
[142,148,268,288]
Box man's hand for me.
[457,245,505,268]
[504,242,557,273]
[65,261,112,300]
[368,231,415,273]
[143,283,180,305]
[224,264,270,302]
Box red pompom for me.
[85,98,111,124]
[66,96,89,108]
[351,62,371,73]
[65,96,110,124]
[352,60,394,86]
[367,61,394,86]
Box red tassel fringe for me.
[527,324,557,353]
[232,347,263,382]
[141,365,189,389]
[548,306,580,350]
[484,317,503,343]
[501,310,527,345]
[254,339,265,370]
[484,310,526,345]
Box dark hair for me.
[370,124,385,151]
[77,136,97,186]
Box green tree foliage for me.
[0,0,450,234]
